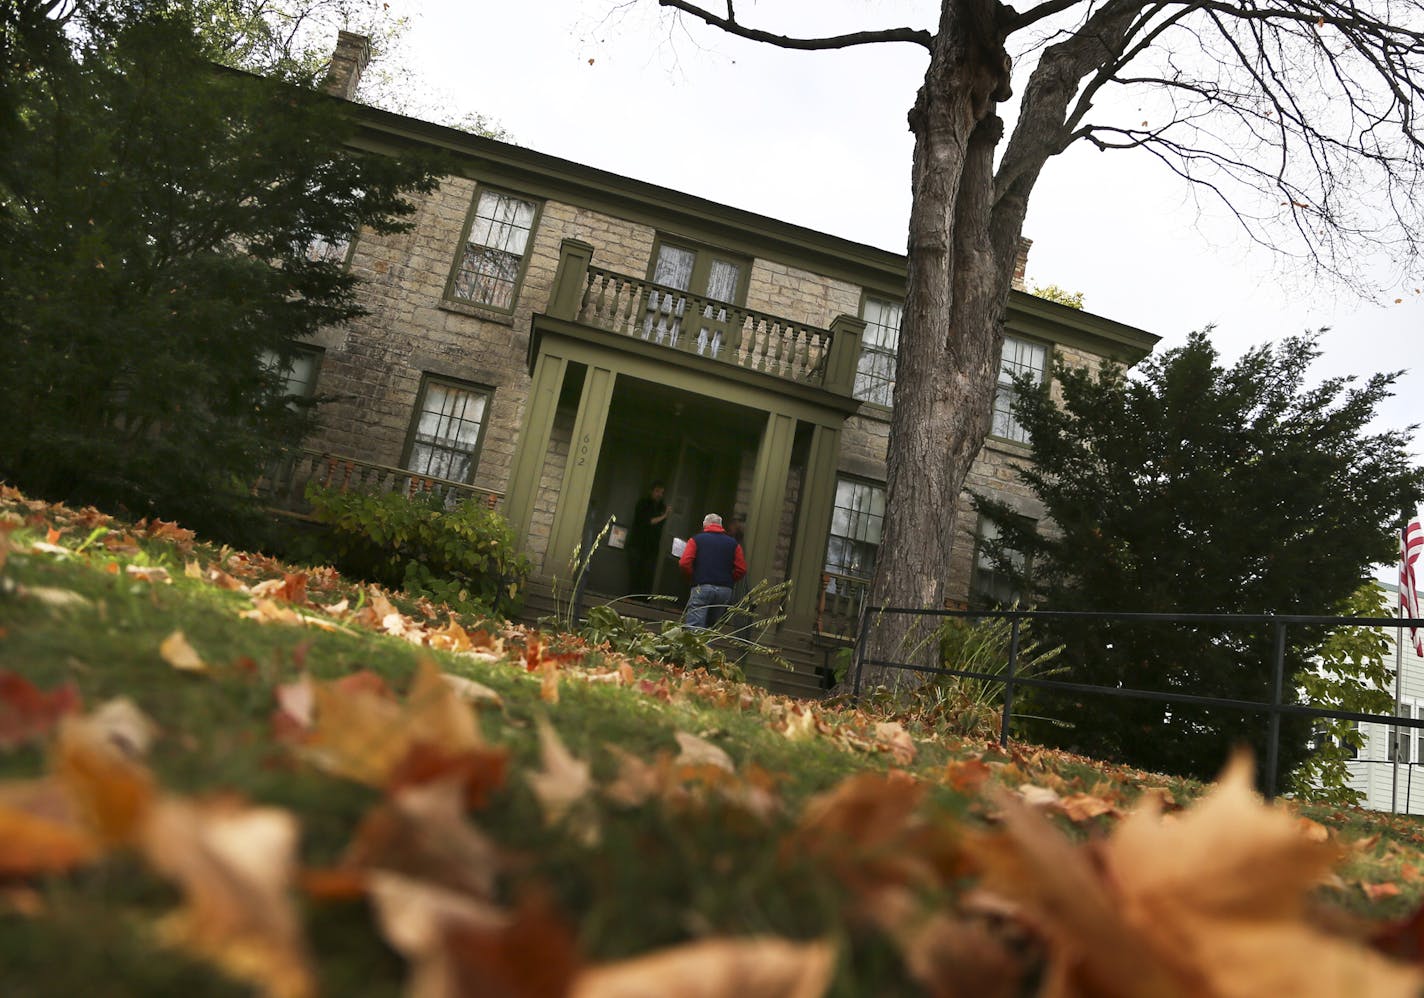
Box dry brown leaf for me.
[526,717,595,842]
[540,660,561,704]
[1059,793,1117,823]
[0,671,81,749]
[602,745,664,808]
[571,937,834,998]
[976,752,1424,998]
[1363,882,1404,902]
[341,777,502,900]
[1015,784,1062,809]
[125,565,171,584]
[943,757,993,794]
[873,721,918,765]
[54,711,156,847]
[160,630,208,673]
[0,778,102,876]
[143,796,314,998]
[675,731,734,772]
[440,673,504,708]
[86,697,159,758]
[369,875,580,998]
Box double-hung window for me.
[260,345,323,406]
[991,336,1048,444]
[404,377,491,484]
[1389,700,1422,764]
[853,297,901,407]
[825,478,886,585]
[449,189,540,311]
[991,337,1048,441]
[305,233,352,265]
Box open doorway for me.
[579,377,759,604]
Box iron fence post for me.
[851,598,871,703]
[1265,619,1287,799]
[1000,616,1022,748]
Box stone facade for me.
[294,109,1156,623]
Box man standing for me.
[678,513,747,629]
[626,480,668,597]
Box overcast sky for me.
[380,0,1422,465]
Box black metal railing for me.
[849,605,1424,799]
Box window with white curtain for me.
[450,189,540,310]
[991,335,1048,443]
[404,377,490,484]
[853,297,902,407]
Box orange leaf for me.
[0,778,102,876]
[1364,882,1405,901]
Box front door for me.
[655,437,740,598]
[644,242,746,358]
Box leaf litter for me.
[2,484,1424,996]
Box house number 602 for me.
[576,434,591,466]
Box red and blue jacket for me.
[678,524,747,588]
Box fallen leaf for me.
[143,796,315,998]
[571,937,834,998]
[0,671,81,749]
[675,731,734,772]
[0,778,102,876]
[873,722,917,766]
[440,673,503,707]
[126,565,172,584]
[54,711,156,847]
[526,717,595,840]
[160,630,208,673]
[1364,882,1404,901]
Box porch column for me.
[504,351,568,547]
[743,411,797,587]
[785,422,841,631]
[545,364,617,574]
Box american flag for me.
[1404,510,1424,657]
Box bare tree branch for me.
[657,0,935,51]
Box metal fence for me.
[849,605,1424,799]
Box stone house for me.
[276,34,1159,690]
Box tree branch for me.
[656,0,935,51]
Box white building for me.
[1344,582,1424,813]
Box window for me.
[1390,701,1420,764]
[991,336,1048,443]
[305,233,352,265]
[260,345,322,405]
[404,378,491,483]
[853,297,901,407]
[643,239,747,356]
[972,515,1031,606]
[449,189,540,311]
[824,478,885,582]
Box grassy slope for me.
[3,490,1423,996]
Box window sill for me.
[983,435,1033,458]
[439,298,519,327]
[852,401,893,422]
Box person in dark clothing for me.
[678,512,747,629]
[626,480,668,596]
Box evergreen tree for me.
[0,1,437,537]
[977,331,1423,782]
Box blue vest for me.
[689,530,740,587]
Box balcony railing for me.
[546,239,866,395]
[576,266,834,385]
[259,448,502,515]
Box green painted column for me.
[743,411,797,587]
[785,422,841,631]
[546,364,617,573]
[504,351,568,547]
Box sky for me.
[377,0,1422,461]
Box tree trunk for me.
[858,0,1017,690]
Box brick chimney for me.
[1011,236,1032,291]
[323,31,370,100]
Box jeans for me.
[684,583,733,629]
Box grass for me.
[3,489,1423,995]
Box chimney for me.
[323,31,370,100]
[1011,236,1032,291]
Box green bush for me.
[303,485,529,617]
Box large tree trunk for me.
[859,0,1018,689]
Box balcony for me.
[545,238,866,396]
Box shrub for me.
[303,485,529,617]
